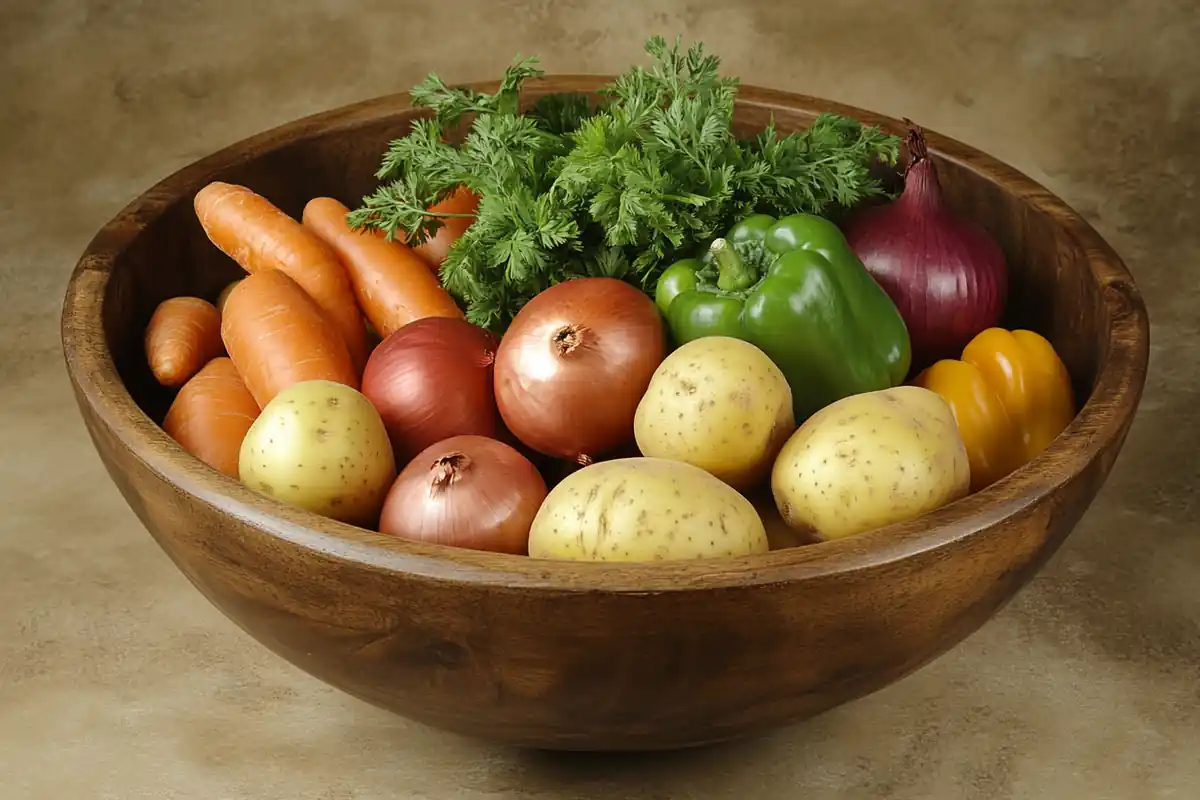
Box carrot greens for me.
[348,35,900,332]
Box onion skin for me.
[361,317,500,464]
[841,126,1008,370]
[494,277,667,463]
[378,435,547,555]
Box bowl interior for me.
[74,81,1144,587]
[107,101,1105,431]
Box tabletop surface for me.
[2,1,1196,798]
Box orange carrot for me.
[215,279,242,314]
[411,186,479,268]
[163,357,260,478]
[144,296,224,388]
[193,181,369,372]
[302,197,464,339]
[220,269,359,408]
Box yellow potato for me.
[771,385,970,541]
[633,336,795,490]
[239,380,397,526]
[527,457,769,562]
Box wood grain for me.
[60,77,1149,751]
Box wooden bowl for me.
[61,77,1149,751]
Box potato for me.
[771,386,970,541]
[527,457,769,562]
[633,336,795,490]
[238,379,397,525]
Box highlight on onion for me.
[841,123,1009,370]
[361,316,500,464]
[378,435,547,555]
[493,277,667,464]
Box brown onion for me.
[378,435,547,554]
[361,317,499,464]
[493,277,666,463]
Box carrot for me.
[411,186,479,268]
[193,181,369,372]
[215,279,242,314]
[220,269,359,408]
[363,315,383,354]
[163,357,260,478]
[301,197,464,339]
[144,296,224,388]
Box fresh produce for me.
[360,316,500,463]
[379,435,546,554]
[347,36,900,332]
[238,380,396,525]
[194,181,370,370]
[144,296,223,387]
[494,277,666,464]
[220,269,359,408]
[410,186,479,267]
[914,327,1075,492]
[162,357,259,478]
[527,457,769,562]
[655,212,911,421]
[146,42,1052,566]
[841,126,1008,369]
[301,197,464,338]
[771,385,970,541]
[215,280,242,314]
[749,488,815,550]
[633,336,794,490]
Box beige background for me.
[2,1,1197,798]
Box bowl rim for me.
[61,76,1150,593]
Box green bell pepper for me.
[655,213,912,421]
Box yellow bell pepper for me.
[913,328,1076,492]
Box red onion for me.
[841,125,1008,369]
[378,435,547,554]
[361,317,499,464]
[493,277,666,464]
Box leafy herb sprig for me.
[348,35,900,332]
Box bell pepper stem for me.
[711,238,756,292]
